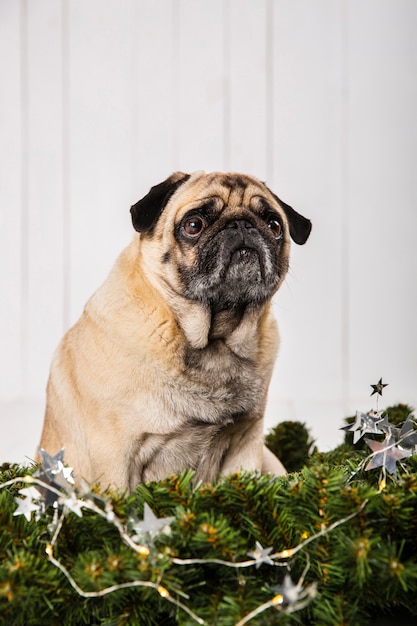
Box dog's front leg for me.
[261,444,286,475]
[220,419,286,478]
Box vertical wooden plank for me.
[24,0,65,397]
[176,0,226,172]
[131,0,177,191]
[0,1,23,398]
[267,1,345,448]
[227,0,268,178]
[68,0,135,323]
[347,0,417,409]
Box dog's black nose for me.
[225,219,254,231]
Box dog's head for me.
[130,171,311,315]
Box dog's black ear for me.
[130,172,190,233]
[268,190,312,245]
[279,198,312,245]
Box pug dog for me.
[37,171,311,491]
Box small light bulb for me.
[281,549,293,559]
[272,594,284,606]
[158,585,170,598]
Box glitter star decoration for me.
[397,416,417,450]
[272,574,303,606]
[365,437,411,476]
[61,493,84,518]
[248,541,274,569]
[271,573,317,611]
[34,448,75,509]
[36,449,75,486]
[341,410,385,444]
[129,503,175,540]
[13,486,42,522]
[370,378,388,397]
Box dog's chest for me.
[127,340,265,487]
[173,340,264,423]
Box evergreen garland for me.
[265,421,317,472]
[1,406,417,625]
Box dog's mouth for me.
[228,246,265,279]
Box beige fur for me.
[37,171,311,491]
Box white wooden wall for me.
[1,0,416,464]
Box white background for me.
[1,0,416,464]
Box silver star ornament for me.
[129,503,175,539]
[61,493,84,517]
[272,574,303,606]
[13,486,42,522]
[248,541,274,569]
[365,437,411,476]
[370,378,388,397]
[34,448,75,508]
[341,411,384,444]
[397,415,417,450]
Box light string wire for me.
[2,475,203,624]
[45,544,205,625]
[172,498,368,568]
[2,472,370,625]
[235,557,317,626]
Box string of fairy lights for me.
[3,467,356,624]
[3,379,417,624]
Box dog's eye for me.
[182,216,205,237]
[267,217,282,240]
